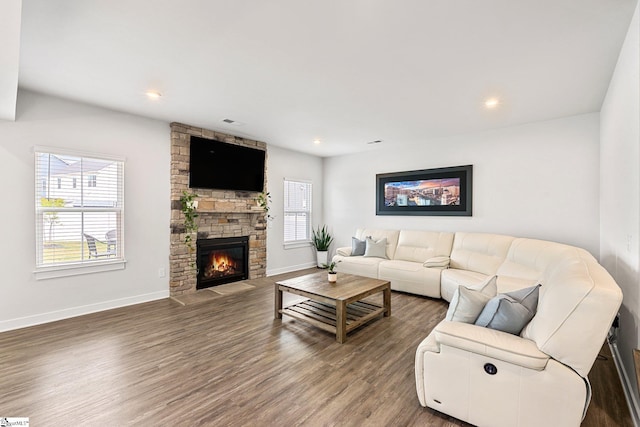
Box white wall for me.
[600,2,640,415]
[265,144,324,275]
[0,90,171,331]
[324,113,601,256]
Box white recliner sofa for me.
[332,229,623,427]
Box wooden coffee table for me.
[275,271,391,343]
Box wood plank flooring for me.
[0,269,631,426]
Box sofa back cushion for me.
[521,254,622,377]
[496,238,586,293]
[354,229,400,260]
[449,232,515,275]
[394,230,454,263]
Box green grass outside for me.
[43,240,111,263]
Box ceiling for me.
[5,0,638,157]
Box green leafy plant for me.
[312,225,333,251]
[323,261,339,273]
[257,191,273,220]
[180,190,199,268]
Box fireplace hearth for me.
[197,236,249,289]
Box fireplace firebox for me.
[196,236,249,289]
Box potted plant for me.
[312,225,333,267]
[323,261,338,282]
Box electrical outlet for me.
[158,267,166,278]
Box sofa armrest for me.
[423,256,450,268]
[434,321,549,370]
[336,246,352,257]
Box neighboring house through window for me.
[34,147,125,279]
[283,179,312,246]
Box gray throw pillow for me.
[364,237,388,258]
[351,237,366,256]
[475,284,541,335]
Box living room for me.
[1,1,639,425]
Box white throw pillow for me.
[445,275,497,323]
[364,237,388,258]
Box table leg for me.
[336,300,347,343]
[383,285,391,317]
[275,284,283,319]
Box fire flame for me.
[204,251,237,278]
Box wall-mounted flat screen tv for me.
[189,136,266,192]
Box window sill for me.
[284,241,312,250]
[34,259,127,280]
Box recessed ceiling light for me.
[146,90,162,99]
[484,98,500,109]
[313,139,322,145]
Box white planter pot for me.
[316,250,328,268]
[328,272,337,283]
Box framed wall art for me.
[376,165,472,216]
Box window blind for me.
[35,149,124,269]
[283,179,312,243]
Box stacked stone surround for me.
[170,122,267,296]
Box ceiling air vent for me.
[222,118,243,126]
[367,140,383,145]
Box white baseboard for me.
[610,341,640,427]
[266,262,317,277]
[0,290,170,333]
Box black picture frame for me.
[376,165,472,216]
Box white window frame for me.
[34,146,126,279]
[283,178,312,249]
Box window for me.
[283,179,312,245]
[35,147,125,278]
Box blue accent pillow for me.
[351,237,366,256]
[475,284,541,335]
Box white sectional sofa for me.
[332,228,623,427]
[334,228,455,298]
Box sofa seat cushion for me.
[378,260,442,298]
[441,269,491,302]
[332,254,384,279]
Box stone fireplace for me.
[170,122,267,296]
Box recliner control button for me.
[484,363,497,375]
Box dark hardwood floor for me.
[0,269,631,426]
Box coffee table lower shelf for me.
[280,299,386,337]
